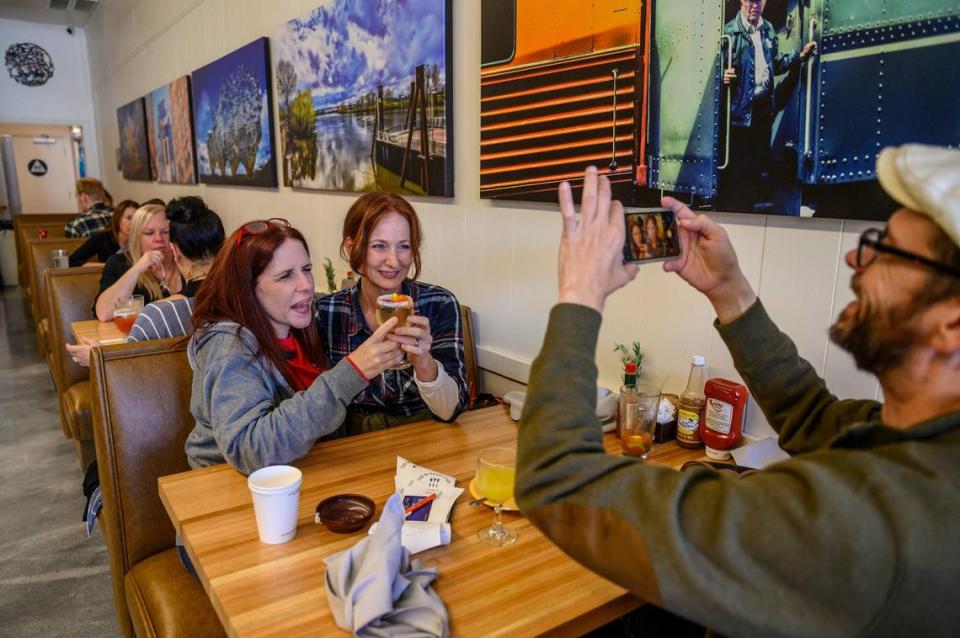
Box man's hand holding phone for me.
[557,167,639,313]
[660,196,757,323]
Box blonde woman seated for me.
[94,203,183,321]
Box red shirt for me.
[277,335,323,391]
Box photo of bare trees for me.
[190,37,277,187]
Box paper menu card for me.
[367,457,464,555]
[395,456,463,525]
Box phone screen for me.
[623,209,682,263]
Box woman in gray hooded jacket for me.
[185,219,403,475]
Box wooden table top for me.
[159,406,705,638]
[71,318,127,345]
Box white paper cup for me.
[247,465,303,544]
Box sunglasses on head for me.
[235,218,291,247]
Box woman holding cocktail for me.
[185,219,402,474]
[94,203,183,320]
[314,192,470,435]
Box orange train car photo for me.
[480,0,654,203]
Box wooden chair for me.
[460,304,481,408]
[13,213,73,286]
[26,236,85,355]
[90,339,225,638]
[45,266,104,464]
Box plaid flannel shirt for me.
[314,280,469,420]
[65,203,113,238]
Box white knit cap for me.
[875,144,960,247]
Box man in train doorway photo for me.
[720,0,816,212]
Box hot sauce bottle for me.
[616,362,638,438]
[701,378,749,460]
[676,356,705,448]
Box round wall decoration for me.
[5,42,55,87]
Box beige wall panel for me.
[822,220,880,401]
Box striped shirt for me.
[313,280,469,420]
[127,297,195,342]
[65,203,113,238]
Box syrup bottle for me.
[676,356,705,448]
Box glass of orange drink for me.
[476,447,518,547]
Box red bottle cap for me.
[625,362,637,373]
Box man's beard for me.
[829,296,920,375]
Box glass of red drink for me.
[113,295,144,335]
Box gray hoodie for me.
[185,321,368,475]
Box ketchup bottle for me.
[700,378,749,460]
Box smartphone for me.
[623,209,682,263]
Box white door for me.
[10,130,77,214]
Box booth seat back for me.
[27,237,85,357]
[45,266,104,452]
[90,338,199,636]
[460,304,480,407]
[14,215,72,286]
[26,237,84,322]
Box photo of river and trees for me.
[273,0,452,196]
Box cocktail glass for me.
[376,293,414,370]
[476,447,518,547]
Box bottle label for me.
[705,398,733,434]
[677,407,701,442]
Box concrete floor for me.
[0,286,118,637]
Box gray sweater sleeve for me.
[191,330,368,474]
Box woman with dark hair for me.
[314,192,469,434]
[66,197,225,364]
[126,196,225,340]
[68,199,139,266]
[185,219,402,474]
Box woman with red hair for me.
[314,192,469,434]
[185,219,402,474]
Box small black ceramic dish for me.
[315,494,376,533]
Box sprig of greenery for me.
[614,341,644,382]
[322,257,337,292]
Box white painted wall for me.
[84,0,881,438]
[0,18,101,180]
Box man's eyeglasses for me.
[235,218,290,247]
[857,228,960,279]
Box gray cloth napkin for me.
[325,493,450,637]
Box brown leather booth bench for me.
[90,339,223,638]
[45,265,104,467]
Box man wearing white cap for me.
[515,147,960,635]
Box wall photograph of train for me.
[480,0,960,220]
